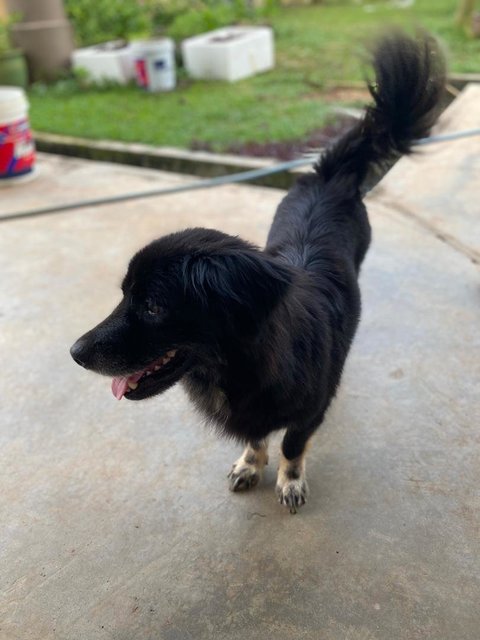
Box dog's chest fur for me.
[182,367,231,428]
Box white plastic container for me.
[0,87,36,185]
[72,41,135,85]
[182,26,274,83]
[132,39,176,92]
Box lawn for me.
[29,0,480,153]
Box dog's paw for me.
[228,462,261,491]
[228,443,268,492]
[276,478,308,514]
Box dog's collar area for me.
[111,350,177,400]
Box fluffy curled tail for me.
[315,31,446,191]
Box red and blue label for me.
[0,118,35,179]
[135,59,148,88]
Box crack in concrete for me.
[375,197,480,266]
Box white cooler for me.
[182,26,274,83]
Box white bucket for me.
[0,87,36,185]
[132,39,176,92]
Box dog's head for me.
[70,228,292,401]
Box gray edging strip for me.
[448,73,480,89]
[34,132,302,191]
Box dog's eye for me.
[146,302,163,316]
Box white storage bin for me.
[72,41,135,84]
[131,39,176,92]
[182,26,274,83]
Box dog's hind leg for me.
[276,425,317,514]
[228,439,269,492]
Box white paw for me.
[228,461,261,491]
[227,443,268,492]
[276,478,308,514]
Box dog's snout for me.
[70,338,89,368]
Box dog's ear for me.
[184,250,293,319]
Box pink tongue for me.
[111,371,144,401]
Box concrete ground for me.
[1,86,479,640]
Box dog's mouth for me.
[111,349,182,400]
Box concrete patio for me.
[0,86,479,640]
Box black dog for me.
[71,32,445,513]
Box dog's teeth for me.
[128,382,138,390]
[167,350,176,358]
[154,365,161,371]
[162,357,169,364]
[146,371,152,376]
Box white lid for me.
[0,87,29,121]
[131,38,174,54]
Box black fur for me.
[71,32,445,499]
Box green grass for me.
[29,0,480,152]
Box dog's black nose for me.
[70,339,88,367]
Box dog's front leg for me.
[276,427,316,514]
[228,439,269,491]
